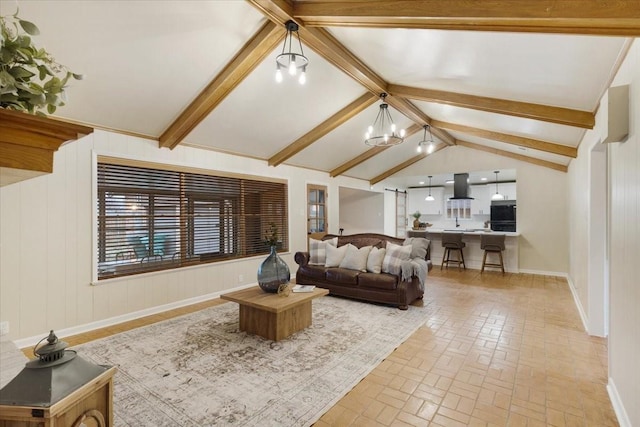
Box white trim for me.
[607,377,632,427]
[517,269,568,277]
[566,276,589,334]
[14,283,256,349]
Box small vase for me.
[257,246,290,293]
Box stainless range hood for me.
[449,173,474,199]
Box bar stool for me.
[441,232,466,270]
[481,233,506,273]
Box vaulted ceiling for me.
[4,1,636,187]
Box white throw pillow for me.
[382,242,412,275]
[366,247,386,274]
[339,244,372,272]
[309,237,338,265]
[325,243,348,267]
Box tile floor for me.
[25,269,618,426]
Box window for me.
[97,159,288,279]
[307,184,327,240]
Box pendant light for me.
[364,93,405,146]
[425,175,435,201]
[491,170,505,200]
[416,125,435,154]
[275,20,308,85]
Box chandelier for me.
[364,93,405,146]
[416,124,435,154]
[275,20,308,85]
[491,170,505,200]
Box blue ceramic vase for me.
[257,246,290,293]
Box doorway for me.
[307,184,327,242]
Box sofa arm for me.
[294,251,310,266]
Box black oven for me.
[490,200,516,232]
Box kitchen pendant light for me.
[425,175,435,201]
[491,170,505,201]
[364,93,405,146]
[275,20,308,85]
[417,124,435,154]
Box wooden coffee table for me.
[220,286,329,341]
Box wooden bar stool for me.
[441,232,466,270]
[481,233,506,273]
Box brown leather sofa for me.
[294,233,432,310]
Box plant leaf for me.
[72,73,84,80]
[18,20,40,36]
[47,103,56,114]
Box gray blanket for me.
[401,258,429,292]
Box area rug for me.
[75,296,428,426]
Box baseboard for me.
[566,276,589,334]
[14,283,256,349]
[517,268,568,277]
[607,377,632,427]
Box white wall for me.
[0,130,373,342]
[338,187,384,235]
[568,40,638,426]
[382,146,569,274]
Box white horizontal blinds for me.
[97,161,288,280]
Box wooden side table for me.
[221,286,329,341]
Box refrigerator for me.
[490,200,516,232]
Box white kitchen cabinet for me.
[500,182,517,200]
[470,184,490,215]
[423,187,444,215]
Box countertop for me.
[409,228,520,237]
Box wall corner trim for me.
[607,378,632,427]
[566,276,589,334]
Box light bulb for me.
[384,133,388,142]
[367,125,373,134]
[365,132,370,139]
[400,128,406,137]
[298,69,306,85]
[417,144,422,153]
[427,143,434,154]
[391,123,396,133]
[288,56,297,75]
[275,68,283,83]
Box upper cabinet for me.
[470,185,490,215]
[500,182,517,201]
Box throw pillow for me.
[325,243,348,267]
[403,237,430,259]
[309,237,338,265]
[366,247,386,274]
[382,242,412,275]
[339,244,372,272]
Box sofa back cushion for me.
[366,247,386,274]
[382,242,412,275]
[325,243,348,267]
[403,237,431,260]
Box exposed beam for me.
[159,20,283,149]
[369,144,447,185]
[268,93,378,166]
[456,140,568,172]
[330,123,422,177]
[388,84,595,129]
[247,1,458,145]
[430,120,577,158]
[294,1,640,36]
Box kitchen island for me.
[407,229,519,273]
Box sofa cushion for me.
[366,247,386,274]
[297,264,328,280]
[382,242,412,275]
[358,272,398,290]
[403,237,431,260]
[309,237,338,265]
[339,244,372,272]
[338,236,382,249]
[326,268,360,285]
[325,243,348,267]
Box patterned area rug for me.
[75,295,428,426]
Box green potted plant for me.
[411,211,421,229]
[0,10,83,115]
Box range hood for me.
[450,173,474,199]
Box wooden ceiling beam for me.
[430,119,577,158]
[456,140,568,172]
[268,93,378,166]
[369,143,447,185]
[388,84,595,129]
[330,123,422,177]
[159,20,283,149]
[294,1,640,36]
